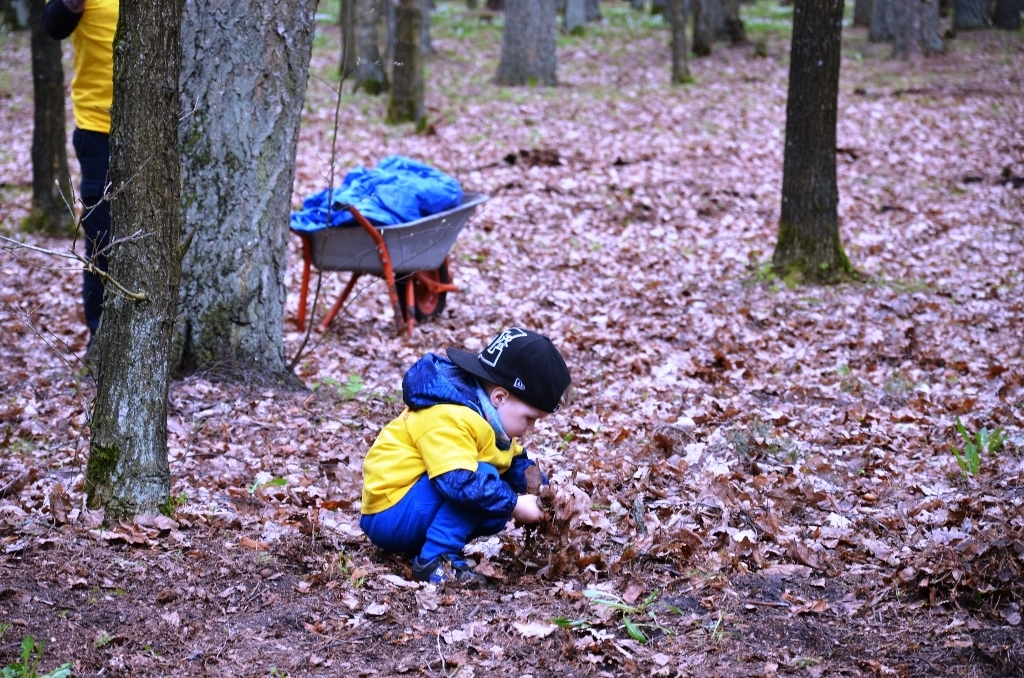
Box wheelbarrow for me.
[292,192,489,335]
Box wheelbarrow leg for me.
[317,271,362,332]
[345,204,408,335]
[296,235,313,332]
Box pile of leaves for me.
[2,5,1023,676]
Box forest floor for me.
[2,4,1024,677]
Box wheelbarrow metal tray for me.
[303,192,489,276]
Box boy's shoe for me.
[412,556,487,587]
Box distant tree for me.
[495,0,557,86]
[892,0,943,57]
[854,0,873,26]
[2,0,29,28]
[86,0,183,518]
[668,0,692,83]
[565,0,585,33]
[772,0,853,283]
[991,0,1022,28]
[420,0,434,54]
[953,0,990,29]
[27,0,74,236]
[692,0,715,56]
[350,0,388,94]
[340,0,356,78]
[387,0,424,124]
[585,0,601,21]
[176,0,318,379]
[869,0,894,41]
[723,0,746,44]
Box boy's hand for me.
[512,494,546,524]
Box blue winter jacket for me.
[402,354,544,517]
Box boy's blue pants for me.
[359,463,509,566]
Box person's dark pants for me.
[72,128,110,340]
[359,463,510,567]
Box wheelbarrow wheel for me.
[397,261,450,322]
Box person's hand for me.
[512,494,545,525]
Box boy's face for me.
[490,389,549,438]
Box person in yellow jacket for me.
[360,328,573,586]
[42,0,117,347]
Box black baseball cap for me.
[447,327,571,413]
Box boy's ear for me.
[489,386,509,407]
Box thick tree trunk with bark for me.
[773,0,852,283]
[28,0,73,236]
[495,0,557,86]
[892,0,944,57]
[86,0,183,519]
[176,0,317,380]
[387,0,424,123]
[854,0,873,26]
[953,0,990,29]
[668,0,692,83]
[991,0,1021,28]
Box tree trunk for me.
[773,0,852,283]
[854,0,873,26]
[387,0,424,124]
[420,0,433,54]
[892,0,943,58]
[723,0,746,44]
[692,0,714,56]
[991,0,1021,28]
[2,0,29,28]
[177,0,318,380]
[668,0,692,83]
[869,0,894,41]
[565,0,586,33]
[952,0,990,29]
[28,0,73,236]
[584,0,601,21]
[352,0,388,94]
[495,0,557,86]
[87,0,183,519]
[340,0,356,79]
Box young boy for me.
[359,327,572,585]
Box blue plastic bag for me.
[289,156,463,233]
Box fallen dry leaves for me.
[1,7,1023,677]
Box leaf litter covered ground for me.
[2,6,1024,677]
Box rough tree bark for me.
[176,0,318,380]
[28,0,74,236]
[387,0,424,124]
[86,0,183,518]
[495,0,557,86]
[668,0,692,83]
[772,0,853,283]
